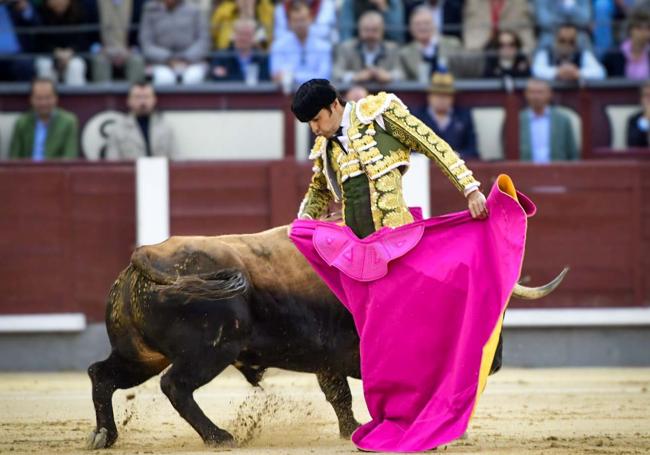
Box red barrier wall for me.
[429,162,650,309]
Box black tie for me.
[330,127,344,150]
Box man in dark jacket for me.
[414,72,479,160]
[211,18,270,83]
[627,81,650,147]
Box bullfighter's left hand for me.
[467,190,488,219]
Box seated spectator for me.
[626,81,650,147]
[604,9,650,79]
[413,72,479,160]
[339,0,404,43]
[35,0,90,85]
[0,0,38,82]
[333,10,403,84]
[533,0,593,50]
[139,0,210,85]
[399,5,462,81]
[483,29,531,78]
[270,0,331,85]
[93,0,145,83]
[9,78,78,160]
[519,78,578,162]
[404,0,463,40]
[462,0,535,52]
[274,0,336,43]
[532,23,606,81]
[106,81,177,159]
[345,84,369,101]
[211,18,271,82]
[211,0,274,50]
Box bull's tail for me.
[154,269,249,306]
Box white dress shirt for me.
[529,107,551,163]
[270,29,332,84]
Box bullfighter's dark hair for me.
[291,79,345,122]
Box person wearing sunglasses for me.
[482,29,530,78]
[531,22,605,81]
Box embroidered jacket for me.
[298,92,480,235]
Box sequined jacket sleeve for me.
[381,100,480,195]
[298,155,332,219]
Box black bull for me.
[87,226,562,449]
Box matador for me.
[288,79,533,452]
[291,79,487,236]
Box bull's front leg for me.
[316,372,361,439]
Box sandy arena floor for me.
[0,367,648,455]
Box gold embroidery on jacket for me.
[382,100,480,192]
[300,93,479,229]
[364,149,410,180]
[298,155,331,219]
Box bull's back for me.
[217,226,334,302]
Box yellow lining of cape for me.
[469,174,525,421]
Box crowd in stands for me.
[2,0,650,163]
[2,0,650,85]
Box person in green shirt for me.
[9,77,79,160]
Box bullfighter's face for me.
[308,100,344,138]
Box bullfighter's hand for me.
[467,190,488,219]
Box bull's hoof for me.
[86,427,116,450]
[204,429,236,448]
[339,420,362,440]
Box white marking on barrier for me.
[402,153,431,218]
[504,308,650,328]
[0,313,87,333]
[136,157,170,247]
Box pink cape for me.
[289,175,536,452]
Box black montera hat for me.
[291,79,338,122]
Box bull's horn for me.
[511,267,570,300]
